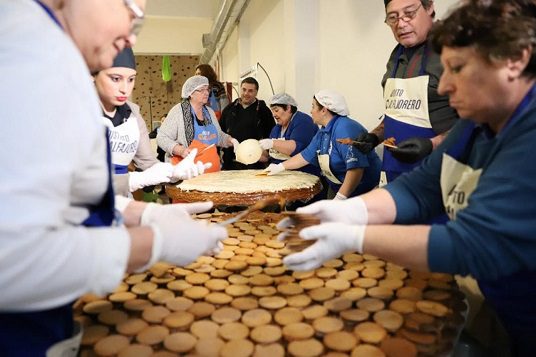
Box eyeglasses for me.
[384,3,422,26]
[123,0,145,36]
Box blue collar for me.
[34,0,63,29]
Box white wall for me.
[134,16,212,55]
[218,0,460,130]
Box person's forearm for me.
[282,153,308,170]
[363,224,430,271]
[127,226,154,272]
[359,188,397,224]
[272,139,297,156]
[338,168,363,197]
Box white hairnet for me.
[314,90,349,116]
[269,93,298,107]
[182,75,209,99]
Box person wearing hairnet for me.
[265,90,381,199]
[158,75,237,172]
[0,1,227,355]
[259,93,319,177]
[281,1,536,354]
[354,0,458,182]
[95,48,210,196]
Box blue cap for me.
[112,47,136,70]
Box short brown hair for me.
[430,0,536,78]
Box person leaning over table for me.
[0,1,227,355]
[280,1,536,354]
[264,90,381,200]
[354,0,458,182]
[157,75,238,172]
[95,48,209,196]
[259,93,320,177]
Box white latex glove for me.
[296,196,368,225]
[171,148,212,181]
[129,162,173,192]
[259,139,274,150]
[283,222,365,271]
[334,192,347,200]
[141,201,214,225]
[231,138,239,153]
[264,163,285,176]
[144,207,228,270]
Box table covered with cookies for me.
[75,211,466,357]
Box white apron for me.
[318,152,342,185]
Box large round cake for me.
[166,170,322,206]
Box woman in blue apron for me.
[95,48,209,196]
[157,75,238,172]
[265,90,381,199]
[281,2,536,355]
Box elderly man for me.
[355,0,458,182]
[220,77,275,170]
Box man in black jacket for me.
[220,77,275,170]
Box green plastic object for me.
[162,55,172,82]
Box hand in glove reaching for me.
[141,201,227,269]
[283,222,365,271]
[264,163,285,176]
[259,139,274,150]
[129,162,173,192]
[387,137,433,164]
[352,132,380,154]
[172,148,212,181]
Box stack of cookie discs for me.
[278,212,320,255]
[74,211,466,356]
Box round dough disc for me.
[235,139,262,165]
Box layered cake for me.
[166,170,322,206]
[75,212,466,356]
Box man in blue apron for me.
[354,0,458,182]
[0,1,227,355]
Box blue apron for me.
[193,106,219,146]
[442,86,536,350]
[0,127,117,356]
[383,45,436,182]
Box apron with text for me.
[0,131,116,357]
[102,114,140,175]
[440,89,536,337]
[383,45,436,182]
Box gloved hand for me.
[283,222,365,271]
[259,139,274,150]
[144,207,228,269]
[171,148,212,181]
[141,201,214,226]
[297,196,368,225]
[352,132,380,154]
[388,137,433,163]
[129,162,173,192]
[231,138,239,153]
[334,192,347,200]
[264,163,285,176]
